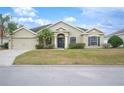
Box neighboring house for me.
[0,36,9,44]
[9,21,104,49]
[105,29,124,46]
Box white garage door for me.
[12,38,36,49]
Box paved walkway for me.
[0,50,29,66]
[0,65,124,86]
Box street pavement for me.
[0,65,124,86]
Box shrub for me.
[108,35,123,48]
[102,43,110,49]
[35,44,44,49]
[44,44,54,49]
[35,44,54,49]
[0,42,8,49]
[69,43,85,49]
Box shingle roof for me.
[112,28,124,35]
[30,24,52,32]
[30,24,88,33]
[77,27,88,31]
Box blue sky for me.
[0,7,124,34]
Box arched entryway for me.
[57,34,65,48]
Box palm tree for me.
[0,14,11,45]
[6,21,18,49]
[37,28,53,47]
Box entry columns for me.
[65,34,68,49]
[54,34,57,48]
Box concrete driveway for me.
[0,65,124,86]
[0,50,29,66]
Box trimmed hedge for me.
[35,44,44,49]
[44,44,54,49]
[35,44,54,49]
[69,43,85,49]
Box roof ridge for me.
[30,24,52,32]
[111,28,124,35]
[77,27,88,31]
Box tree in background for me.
[108,35,123,48]
[18,24,24,28]
[6,21,18,49]
[0,14,11,45]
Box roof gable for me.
[48,21,86,33]
[13,27,37,35]
[87,28,104,34]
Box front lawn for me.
[14,49,124,65]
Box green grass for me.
[14,48,124,65]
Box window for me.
[70,37,76,43]
[90,36,97,45]
[88,36,100,46]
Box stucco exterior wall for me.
[10,28,37,49]
[49,22,85,45]
[13,28,36,38]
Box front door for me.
[57,38,65,48]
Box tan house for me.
[9,21,104,49]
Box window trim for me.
[70,37,76,43]
[88,36,100,46]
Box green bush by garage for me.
[69,43,85,49]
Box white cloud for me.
[13,17,32,23]
[81,7,124,16]
[3,13,11,16]
[63,16,76,23]
[12,7,52,27]
[18,17,33,22]
[13,17,51,26]
[12,7,37,17]
[81,8,105,16]
[80,23,117,35]
[80,7,124,34]
[35,19,51,25]
[80,23,101,29]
